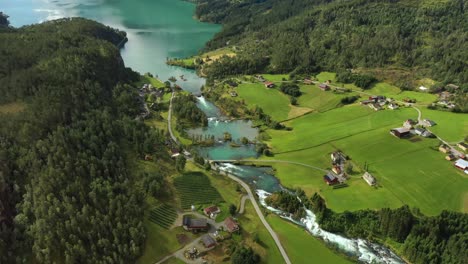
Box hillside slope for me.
[194,0,467,85]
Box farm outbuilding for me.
[390,127,410,138]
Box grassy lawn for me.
[267,215,352,264]
[366,83,437,104]
[236,82,291,121]
[262,105,467,215]
[136,74,165,88]
[298,84,350,113]
[420,108,467,142]
[0,101,25,114]
[268,106,416,152]
[238,202,283,264]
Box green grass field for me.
[236,82,291,121]
[238,201,283,264]
[174,172,224,209]
[148,204,177,229]
[298,84,350,112]
[366,83,437,104]
[420,108,467,142]
[136,74,165,88]
[267,215,352,264]
[262,105,467,215]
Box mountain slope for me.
[194,0,467,85]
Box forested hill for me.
[194,0,467,85]
[0,17,168,263]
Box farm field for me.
[298,84,350,112]
[268,105,417,153]
[236,82,291,121]
[419,108,467,142]
[267,215,352,264]
[149,204,177,229]
[262,104,467,215]
[173,172,224,209]
[366,83,437,104]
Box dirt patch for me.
[409,137,422,142]
[463,193,468,213]
[176,234,190,245]
[288,106,313,119]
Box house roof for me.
[392,127,410,133]
[202,235,216,247]
[204,206,219,215]
[183,216,207,228]
[458,142,468,148]
[224,217,239,232]
[455,159,468,169]
[264,81,274,85]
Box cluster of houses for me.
[181,205,240,252]
[390,119,436,139]
[323,151,348,186]
[254,75,276,88]
[439,142,467,174]
[434,83,461,109]
[360,95,400,111]
[136,83,166,120]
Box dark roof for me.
[392,127,410,134]
[202,235,216,247]
[183,216,207,228]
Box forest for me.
[194,0,468,86]
[0,18,170,263]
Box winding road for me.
[167,89,179,145]
[218,169,292,264]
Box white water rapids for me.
[256,190,405,264]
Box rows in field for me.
[174,172,224,209]
[149,204,177,229]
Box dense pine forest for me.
[0,17,170,263]
[193,0,468,86]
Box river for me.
[1,1,404,263]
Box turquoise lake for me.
[1,0,259,160]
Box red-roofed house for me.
[204,206,220,217]
[319,84,330,91]
[224,217,240,233]
[264,82,275,88]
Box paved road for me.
[213,159,328,173]
[238,195,250,215]
[167,90,179,145]
[218,170,292,264]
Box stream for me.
[2,1,405,263]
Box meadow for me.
[236,82,291,121]
[267,215,352,264]
[237,201,283,264]
[262,104,467,215]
